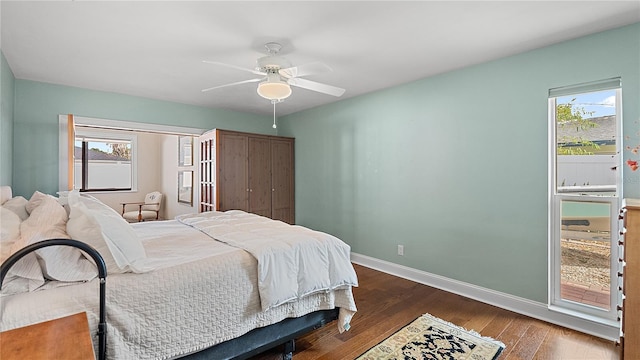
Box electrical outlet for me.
[397,245,404,256]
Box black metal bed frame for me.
[0,239,341,360]
[183,308,339,360]
[0,239,107,360]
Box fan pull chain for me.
[272,100,277,129]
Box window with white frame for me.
[74,128,137,192]
[548,78,621,324]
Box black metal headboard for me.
[0,239,108,360]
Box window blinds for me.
[549,77,621,98]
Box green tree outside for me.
[556,98,600,155]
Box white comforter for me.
[0,220,358,360]
[176,210,359,311]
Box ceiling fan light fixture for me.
[203,42,344,101]
[257,79,291,100]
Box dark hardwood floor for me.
[252,263,619,360]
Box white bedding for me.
[132,220,239,270]
[176,210,359,311]
[1,217,358,360]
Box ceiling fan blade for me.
[288,77,345,97]
[202,60,265,76]
[279,62,332,78]
[201,78,262,93]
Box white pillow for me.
[67,201,122,274]
[56,191,71,216]
[0,186,11,205]
[1,207,22,263]
[2,195,47,294]
[10,194,97,282]
[2,196,29,220]
[67,191,148,274]
[10,193,67,253]
[1,253,44,295]
[25,191,50,214]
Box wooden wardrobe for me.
[199,129,295,224]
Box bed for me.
[0,187,358,359]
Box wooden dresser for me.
[619,198,640,359]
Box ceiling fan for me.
[201,42,345,101]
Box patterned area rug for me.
[356,313,505,360]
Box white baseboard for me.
[351,253,620,341]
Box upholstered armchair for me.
[121,191,163,222]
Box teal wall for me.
[279,23,640,303]
[12,80,272,198]
[1,52,15,186]
[5,23,639,304]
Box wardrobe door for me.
[198,131,216,212]
[217,132,248,212]
[248,136,271,218]
[271,138,295,224]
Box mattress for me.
[0,220,357,360]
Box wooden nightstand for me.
[0,312,95,360]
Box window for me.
[58,114,205,202]
[548,78,621,323]
[74,128,137,192]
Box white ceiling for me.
[2,1,639,117]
